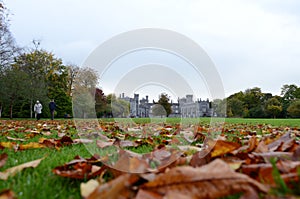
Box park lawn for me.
[0,118,299,198]
[102,117,300,127]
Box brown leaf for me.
[52,156,106,179]
[136,189,163,199]
[142,159,268,199]
[0,153,8,168]
[113,150,149,173]
[267,132,292,152]
[0,157,44,180]
[254,141,269,153]
[86,174,139,199]
[189,149,211,167]
[0,189,16,199]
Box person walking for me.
[34,100,43,120]
[49,99,56,120]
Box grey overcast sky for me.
[4,0,300,100]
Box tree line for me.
[213,86,300,118]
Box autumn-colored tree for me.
[72,67,99,118]
[95,88,107,117]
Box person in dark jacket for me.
[49,99,57,120]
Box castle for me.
[119,93,213,118]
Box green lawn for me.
[101,117,300,127]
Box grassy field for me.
[0,118,299,198]
[101,117,300,127]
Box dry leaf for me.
[207,139,241,157]
[141,159,268,199]
[0,153,8,168]
[0,189,16,199]
[86,174,139,199]
[0,157,44,180]
[80,179,99,198]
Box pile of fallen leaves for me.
[1,120,300,198]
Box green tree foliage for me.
[243,87,265,118]
[13,48,71,118]
[151,104,167,117]
[0,68,29,118]
[287,100,300,118]
[227,98,244,117]
[281,84,300,117]
[104,94,129,118]
[266,97,282,118]
[212,99,227,117]
[156,93,172,117]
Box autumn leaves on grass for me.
[1,120,300,198]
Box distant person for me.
[34,100,43,120]
[49,99,57,120]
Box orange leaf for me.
[207,139,241,158]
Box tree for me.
[13,47,70,118]
[0,68,29,118]
[156,93,172,117]
[227,98,244,117]
[212,99,227,117]
[281,84,300,117]
[72,67,99,118]
[243,87,265,118]
[287,100,300,118]
[266,97,282,118]
[66,64,79,96]
[95,88,107,117]
[151,104,167,117]
[0,2,20,71]
[0,2,21,117]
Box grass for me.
[1,145,90,199]
[100,117,300,127]
[0,117,299,198]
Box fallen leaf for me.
[0,157,44,180]
[0,153,8,168]
[0,189,15,199]
[6,136,26,142]
[86,174,139,199]
[73,138,94,144]
[53,156,105,179]
[207,139,241,158]
[80,179,99,198]
[96,139,114,148]
[19,142,45,150]
[141,159,268,199]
